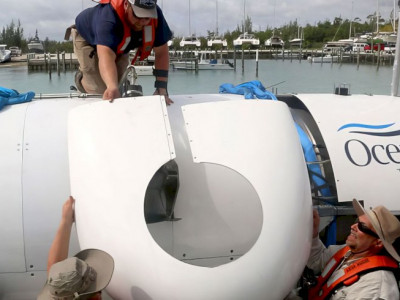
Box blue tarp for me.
[295,124,332,197]
[0,86,35,111]
[219,80,277,100]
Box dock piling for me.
[57,51,61,76]
[256,49,259,77]
[241,48,244,75]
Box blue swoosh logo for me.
[337,123,395,131]
[338,123,400,137]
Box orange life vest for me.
[308,246,399,300]
[98,0,157,63]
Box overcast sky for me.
[0,0,397,41]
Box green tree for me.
[0,19,24,47]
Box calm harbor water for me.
[0,59,395,96]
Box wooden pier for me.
[27,52,79,72]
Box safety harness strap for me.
[308,247,399,300]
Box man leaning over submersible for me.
[287,199,400,299]
[66,0,173,104]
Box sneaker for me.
[74,71,86,93]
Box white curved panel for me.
[181,100,312,298]
[165,95,263,262]
[0,104,27,272]
[69,96,312,300]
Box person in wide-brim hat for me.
[38,197,114,300]
[302,199,400,300]
[352,198,400,261]
[38,249,114,300]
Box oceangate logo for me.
[338,123,400,166]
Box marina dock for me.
[171,48,397,65]
[1,48,396,74]
[27,52,79,71]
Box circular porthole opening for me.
[145,160,263,267]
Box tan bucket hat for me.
[37,249,114,299]
[353,199,400,262]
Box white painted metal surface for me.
[22,100,85,269]
[0,98,91,298]
[69,96,312,299]
[0,103,26,272]
[296,93,400,210]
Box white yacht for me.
[27,37,44,53]
[179,36,201,47]
[207,35,227,47]
[265,36,284,48]
[0,45,11,63]
[308,54,339,63]
[172,50,233,70]
[289,26,304,48]
[233,32,260,46]
[9,46,22,56]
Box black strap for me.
[154,80,168,89]
[153,69,169,78]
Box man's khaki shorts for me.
[72,28,129,94]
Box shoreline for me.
[0,61,27,68]
[0,54,28,68]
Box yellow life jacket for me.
[308,246,398,300]
[98,0,157,63]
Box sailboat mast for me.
[243,0,246,33]
[189,0,191,36]
[273,0,276,32]
[377,0,380,33]
[394,0,397,33]
[349,1,353,39]
[216,0,219,35]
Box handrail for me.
[34,92,102,99]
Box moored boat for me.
[308,54,339,63]
[207,35,227,47]
[233,32,260,46]
[0,45,11,63]
[9,46,22,57]
[172,50,233,70]
[265,35,284,48]
[27,38,44,54]
[179,35,201,47]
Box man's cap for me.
[37,249,114,299]
[129,0,158,19]
[353,199,400,261]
